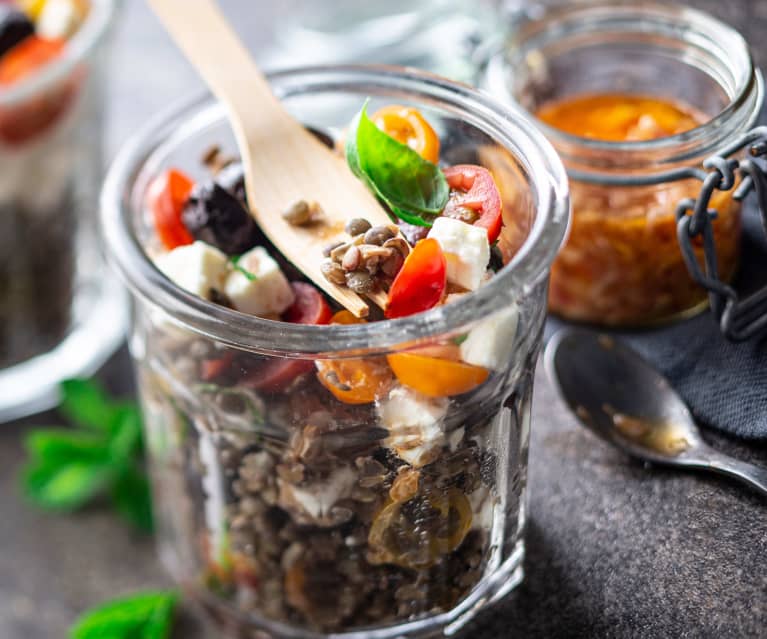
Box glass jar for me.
[0,0,124,420]
[101,66,569,638]
[262,0,501,82]
[482,2,764,326]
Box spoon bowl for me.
[545,328,767,497]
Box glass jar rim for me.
[100,65,569,357]
[483,2,763,163]
[0,0,116,106]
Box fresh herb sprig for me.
[69,590,178,639]
[21,379,153,533]
[346,103,449,227]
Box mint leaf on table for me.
[20,379,153,533]
[69,590,178,639]
[346,103,448,227]
[111,466,154,533]
[23,460,113,511]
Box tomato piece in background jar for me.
[442,165,503,244]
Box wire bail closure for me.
[675,126,767,341]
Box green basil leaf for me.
[391,206,436,228]
[109,411,144,462]
[61,379,123,433]
[111,466,154,533]
[24,430,111,465]
[346,104,448,224]
[69,591,178,639]
[23,461,112,511]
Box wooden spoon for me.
[148,0,392,317]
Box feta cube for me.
[224,246,295,317]
[379,386,448,468]
[460,304,519,370]
[37,0,87,39]
[154,241,228,300]
[427,217,490,291]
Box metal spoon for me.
[545,328,767,497]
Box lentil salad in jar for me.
[101,67,569,638]
[483,2,764,327]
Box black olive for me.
[215,161,246,205]
[181,182,261,256]
[489,244,504,272]
[0,8,34,58]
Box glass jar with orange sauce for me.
[483,2,764,326]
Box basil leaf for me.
[61,379,131,434]
[109,411,144,461]
[111,466,154,533]
[24,430,111,466]
[69,591,178,639]
[23,461,112,511]
[346,104,448,225]
[229,255,257,282]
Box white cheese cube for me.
[379,386,448,468]
[37,0,87,39]
[427,217,490,291]
[287,467,356,521]
[224,246,295,317]
[154,241,228,300]
[460,304,519,370]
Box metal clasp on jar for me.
[674,126,767,341]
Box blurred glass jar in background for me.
[0,0,124,420]
[264,0,503,82]
[482,2,764,326]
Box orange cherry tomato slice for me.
[387,351,488,398]
[317,357,393,404]
[385,238,446,319]
[443,165,503,244]
[371,105,440,163]
[316,310,393,404]
[148,169,195,250]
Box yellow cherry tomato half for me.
[317,310,393,404]
[372,105,440,163]
[317,357,393,404]
[368,489,473,569]
[387,352,488,398]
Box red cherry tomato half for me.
[0,37,80,145]
[200,352,235,382]
[385,238,446,319]
[442,165,503,244]
[282,282,333,325]
[243,283,332,392]
[147,169,195,250]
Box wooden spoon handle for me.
[147,0,274,115]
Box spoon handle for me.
[697,450,767,497]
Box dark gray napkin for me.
[546,205,767,440]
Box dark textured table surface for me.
[2,1,767,638]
